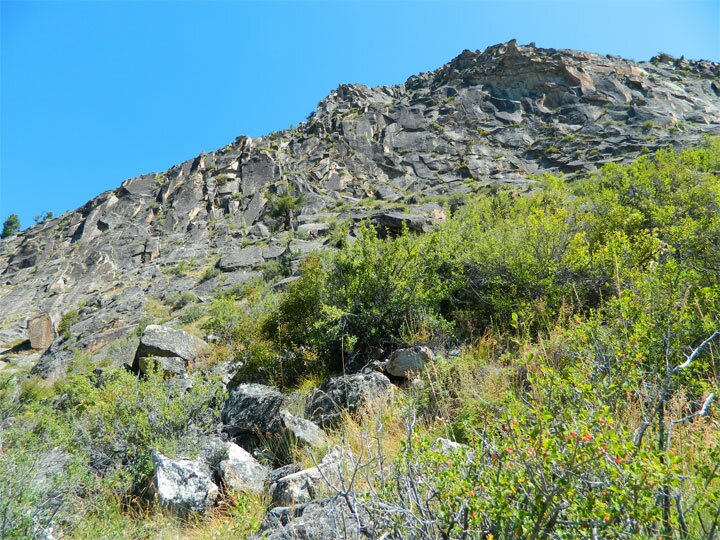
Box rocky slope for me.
[1,40,719,378]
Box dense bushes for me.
[208,139,720,388]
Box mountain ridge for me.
[1,40,719,380]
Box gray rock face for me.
[385,346,435,378]
[218,246,264,272]
[1,42,719,375]
[221,383,288,439]
[218,441,269,494]
[305,372,394,427]
[28,314,54,350]
[134,325,208,373]
[151,452,219,514]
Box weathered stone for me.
[218,441,269,494]
[385,346,435,378]
[305,372,394,427]
[28,314,54,350]
[31,341,72,382]
[135,325,208,365]
[221,383,288,439]
[370,211,428,236]
[431,437,471,455]
[256,497,366,540]
[151,452,219,514]
[217,246,264,271]
[137,355,185,377]
[297,223,330,238]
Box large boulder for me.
[151,452,219,514]
[137,355,185,377]
[134,325,208,374]
[221,383,327,452]
[385,346,435,378]
[218,441,269,494]
[221,383,288,440]
[28,314,54,350]
[305,372,394,427]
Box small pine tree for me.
[1,214,20,238]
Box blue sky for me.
[2,1,718,229]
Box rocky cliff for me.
[1,41,719,378]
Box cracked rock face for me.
[1,41,719,376]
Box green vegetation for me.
[1,213,20,238]
[2,141,720,537]
[33,211,53,224]
[58,309,78,341]
[266,191,307,231]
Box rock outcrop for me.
[305,372,395,427]
[1,42,719,376]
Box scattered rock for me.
[279,409,327,448]
[151,452,219,514]
[256,497,367,540]
[385,346,435,378]
[305,372,394,427]
[221,383,288,441]
[431,437,471,455]
[28,314,54,350]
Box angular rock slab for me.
[279,409,327,449]
[385,345,435,378]
[305,372,394,427]
[152,452,219,514]
[219,441,269,494]
[217,246,264,271]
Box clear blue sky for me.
[2,1,718,229]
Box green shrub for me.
[198,265,221,283]
[58,310,79,341]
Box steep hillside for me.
[2,41,720,540]
[1,41,719,379]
